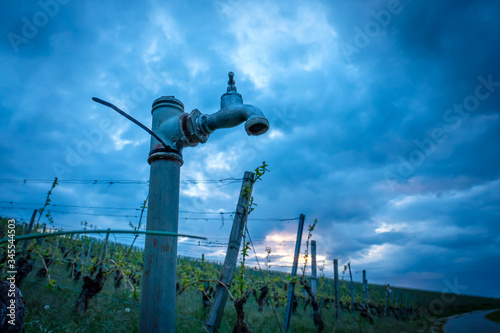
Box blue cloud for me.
[1,0,499,298]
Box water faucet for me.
[93,72,269,166]
[92,72,269,333]
[197,72,269,137]
[180,72,270,145]
[147,72,269,165]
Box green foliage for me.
[485,310,500,324]
[300,218,318,278]
[264,246,272,271]
[45,211,55,226]
[0,217,500,333]
[244,161,269,214]
[46,279,56,290]
[238,241,251,296]
[1,163,499,331]
[38,177,58,227]
[253,161,269,182]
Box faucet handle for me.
[227,71,237,93]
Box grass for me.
[485,309,500,324]
[20,264,140,333]
[177,288,433,333]
[15,260,433,333]
[5,254,500,333]
[13,264,425,333]
[1,216,499,333]
[8,258,500,333]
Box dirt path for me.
[443,309,500,333]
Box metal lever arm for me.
[92,97,170,150]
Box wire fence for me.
[0,178,243,185]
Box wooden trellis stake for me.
[206,171,255,333]
[283,213,305,332]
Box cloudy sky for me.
[1,0,499,299]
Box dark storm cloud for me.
[0,0,499,297]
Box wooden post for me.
[362,270,366,310]
[333,259,340,320]
[26,209,37,235]
[311,240,317,301]
[206,171,255,333]
[37,223,46,247]
[22,209,38,252]
[110,241,115,257]
[77,239,85,272]
[348,263,354,312]
[396,288,399,308]
[86,238,93,265]
[283,214,305,332]
[100,229,110,264]
[384,284,389,316]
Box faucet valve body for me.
[150,72,269,165]
[148,96,185,166]
[180,109,209,144]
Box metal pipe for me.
[0,229,205,245]
[140,97,183,333]
[137,73,269,333]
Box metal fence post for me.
[334,259,340,320]
[311,240,317,301]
